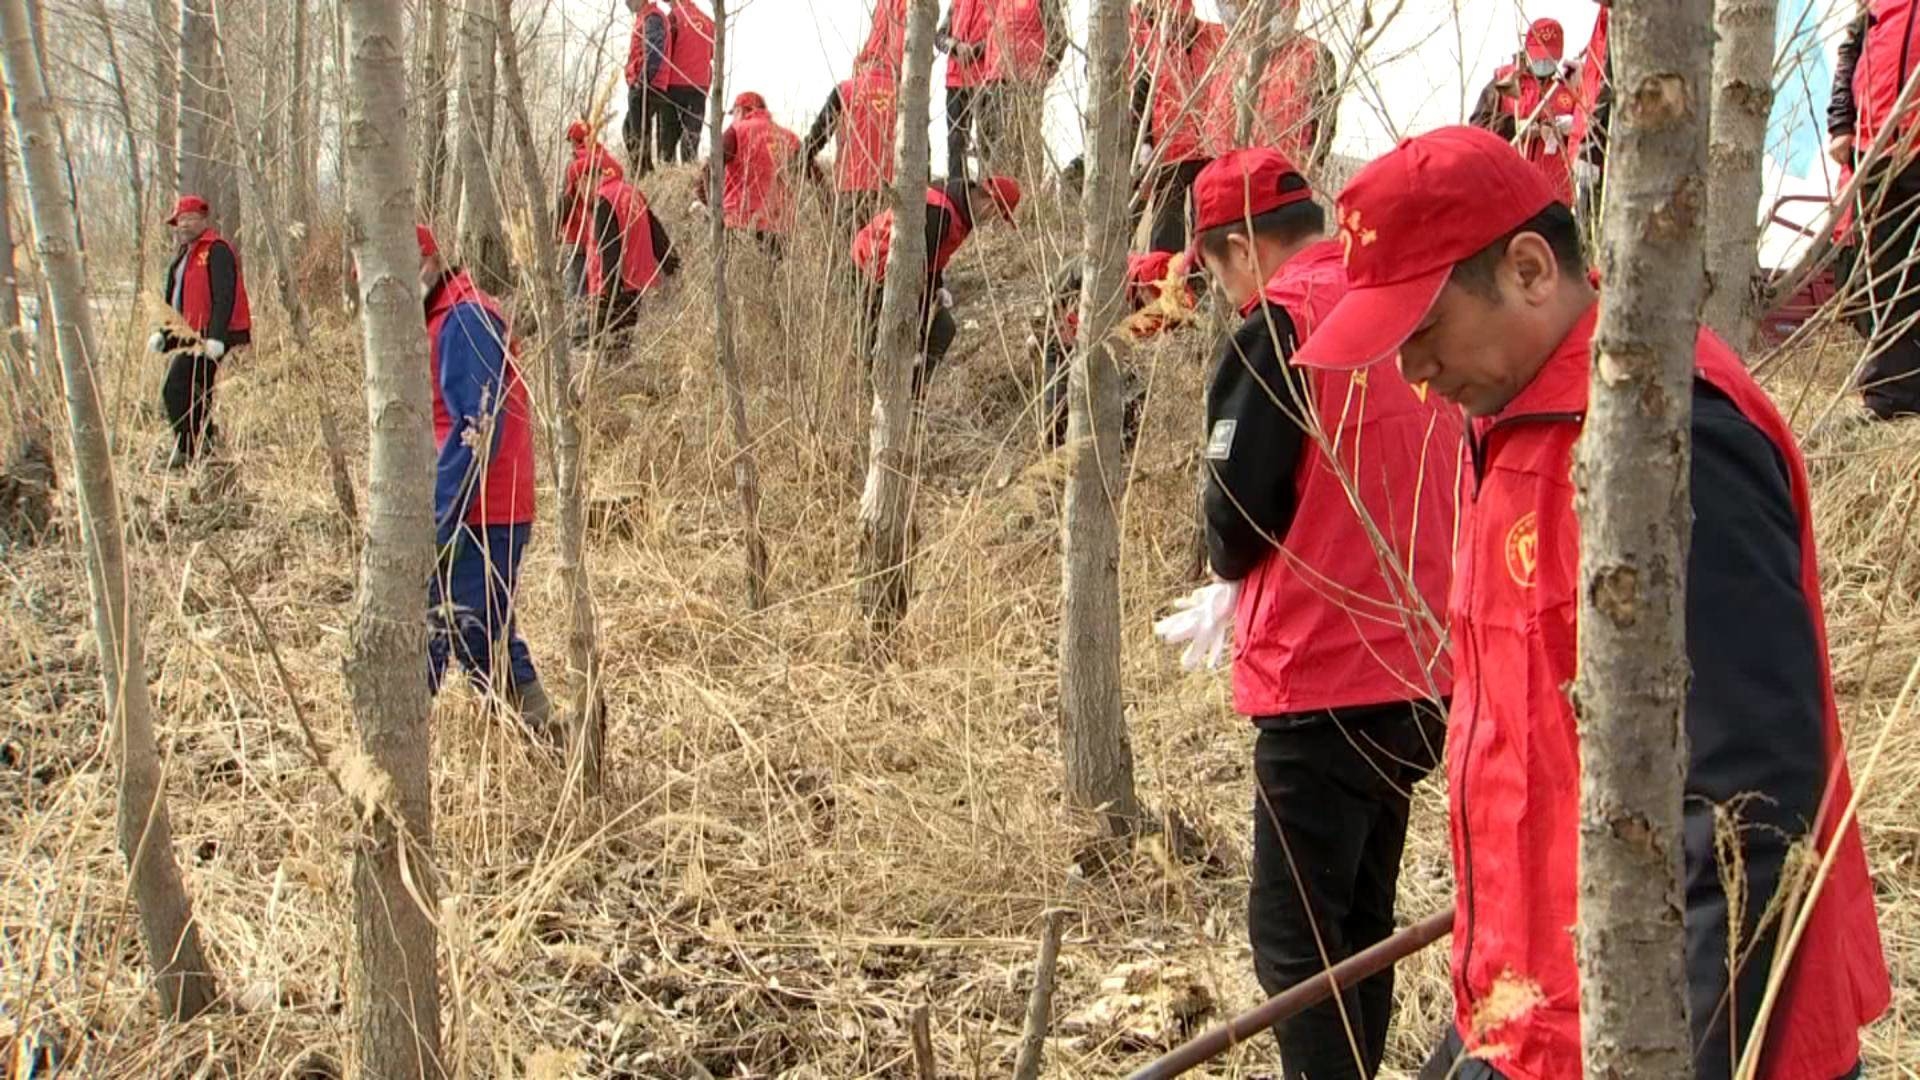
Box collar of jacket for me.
[1474,300,1599,437]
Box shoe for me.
[506,678,555,739]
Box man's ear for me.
[1505,231,1561,302]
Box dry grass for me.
[1,178,1915,1077]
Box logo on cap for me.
[1337,206,1377,265]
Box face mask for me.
[1529,58,1557,79]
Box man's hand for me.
[1829,132,1854,167]
[1153,581,1240,672]
[1134,140,1155,171]
[147,331,166,353]
[936,287,954,310]
[203,338,226,360]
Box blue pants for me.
[428,522,537,696]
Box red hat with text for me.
[981,175,1023,219]
[1524,18,1565,62]
[167,194,210,225]
[1184,147,1313,264]
[1291,125,1558,371]
[416,225,439,259]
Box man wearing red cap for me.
[586,173,681,338]
[802,59,902,237]
[696,92,803,257]
[414,224,550,733]
[850,173,1021,392]
[558,120,623,299]
[1470,18,1581,206]
[1130,0,1228,252]
[1291,126,1888,1080]
[149,194,250,468]
[656,0,716,164]
[1158,147,1457,1079]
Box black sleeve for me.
[1680,386,1831,1080]
[803,85,844,162]
[1830,14,1866,138]
[924,186,963,292]
[1469,77,1514,138]
[1132,70,1152,144]
[1584,66,1613,166]
[204,241,237,344]
[934,8,953,52]
[650,212,679,276]
[595,198,624,306]
[1203,305,1312,581]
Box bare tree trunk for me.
[1232,0,1276,144]
[146,0,178,196]
[416,0,452,219]
[1573,1,1708,1074]
[0,0,215,1020]
[492,0,604,792]
[706,0,769,611]
[454,0,506,291]
[339,1,443,1074]
[1058,0,1143,838]
[1700,0,1777,351]
[856,0,936,645]
[210,7,309,346]
[88,0,148,275]
[0,84,30,382]
[331,0,355,313]
[178,0,241,238]
[289,0,315,227]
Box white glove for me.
[1153,581,1240,672]
[203,338,226,360]
[1573,159,1599,187]
[936,287,954,310]
[147,331,165,353]
[690,198,706,215]
[1134,141,1155,171]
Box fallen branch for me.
[1011,909,1067,1080]
[909,1001,936,1080]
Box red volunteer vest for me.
[1497,65,1579,205]
[723,113,801,234]
[425,272,535,526]
[1852,0,1920,148]
[664,0,714,89]
[628,3,670,90]
[851,187,970,283]
[1228,241,1459,716]
[985,0,1050,84]
[836,71,898,193]
[585,178,664,297]
[945,0,994,88]
[561,145,623,245]
[1203,36,1322,159]
[1570,8,1609,150]
[174,229,252,338]
[856,0,907,75]
[1445,306,1890,1080]
[1146,20,1227,163]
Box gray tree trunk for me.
[145,0,178,196]
[209,8,309,347]
[706,0,770,611]
[88,0,148,274]
[856,0,936,645]
[1232,0,1277,144]
[454,0,507,292]
[177,0,240,237]
[1059,0,1142,837]
[1574,0,1708,1074]
[417,0,452,220]
[1701,0,1778,351]
[331,0,355,313]
[339,0,443,1074]
[0,0,216,1020]
[492,0,605,791]
[0,83,32,416]
[289,0,315,228]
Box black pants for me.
[624,87,670,175]
[1418,1028,1860,1080]
[162,349,221,461]
[863,286,955,396]
[1147,159,1208,254]
[658,85,705,163]
[946,83,981,181]
[1250,702,1443,1080]
[1853,158,1920,417]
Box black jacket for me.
[592,195,680,324]
[1202,301,1309,583]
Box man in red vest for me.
[415,225,550,734]
[938,0,995,176]
[558,120,623,299]
[148,194,250,469]
[975,0,1065,180]
[696,92,802,257]
[656,0,715,164]
[856,0,908,73]
[803,60,902,236]
[850,174,1021,393]
[1161,148,1457,1079]
[1291,126,1890,1080]
[587,174,681,338]
[623,0,671,174]
[1204,1,1338,173]
[1130,0,1227,252]
[1829,2,1920,419]
[1469,18,1580,206]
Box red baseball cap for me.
[1524,18,1565,62]
[416,225,439,259]
[1291,125,1559,371]
[167,194,210,224]
[732,91,767,114]
[1184,147,1313,264]
[565,120,592,144]
[981,174,1022,219]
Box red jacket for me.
[1571,7,1609,151]
[856,0,908,75]
[1205,37,1325,161]
[1446,306,1889,1080]
[836,70,898,193]
[586,177,664,296]
[664,0,715,90]
[1851,0,1920,148]
[425,271,534,527]
[1144,18,1227,163]
[1494,64,1580,205]
[945,0,994,88]
[985,0,1050,84]
[723,111,801,234]
[851,185,970,285]
[170,228,251,341]
[560,144,622,245]
[1230,242,1458,715]
[627,2,669,90]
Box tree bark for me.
[492,0,604,792]
[145,0,178,197]
[289,0,316,228]
[1059,0,1143,838]
[0,0,216,1021]
[331,0,355,313]
[88,0,148,274]
[706,0,769,611]
[1574,0,1708,1074]
[1232,0,1276,144]
[416,0,452,220]
[454,0,507,292]
[1700,0,1777,351]
[177,0,240,238]
[0,82,33,433]
[338,0,443,1074]
[856,0,936,646]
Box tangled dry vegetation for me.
[0,177,1914,1077]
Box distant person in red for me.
[974,0,1066,179]
[696,92,802,258]
[1033,250,1197,448]
[657,0,716,164]
[1569,0,1612,215]
[856,0,908,73]
[148,194,250,469]
[937,0,995,177]
[586,174,681,338]
[623,0,671,174]
[1470,18,1580,205]
[803,60,902,235]
[1205,1,1338,172]
[558,120,623,298]
[1130,0,1227,252]
[850,174,1021,393]
[1172,148,1457,1079]
[415,224,550,735]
